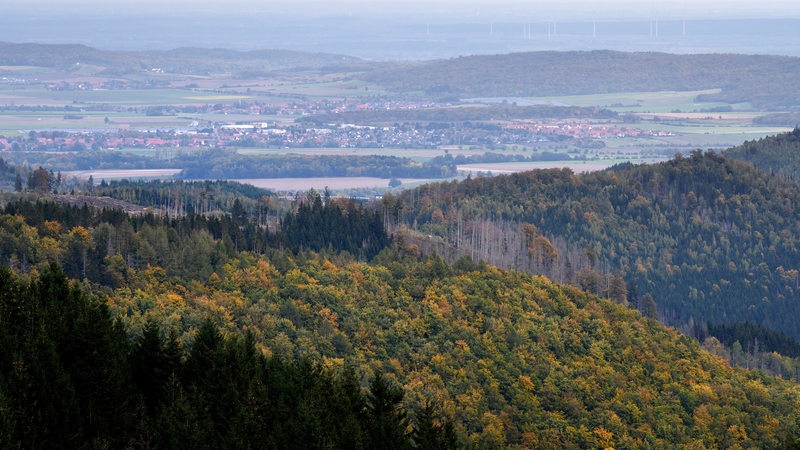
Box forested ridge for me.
[178,152,456,180]
[2,193,800,447]
[390,149,800,349]
[88,179,278,218]
[725,128,800,186]
[0,149,458,180]
[4,44,800,110]
[0,42,366,74]
[364,51,800,109]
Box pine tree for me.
[642,293,658,319]
[412,402,459,450]
[366,370,412,450]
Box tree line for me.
[0,191,389,284]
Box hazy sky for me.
[3,0,799,58]
[7,0,800,19]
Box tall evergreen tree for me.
[366,370,412,450]
[412,402,459,450]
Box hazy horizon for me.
[8,1,800,16]
[2,1,799,59]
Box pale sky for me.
[3,0,799,57]
[6,0,800,19]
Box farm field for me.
[0,87,256,106]
[497,89,740,113]
[272,80,387,97]
[607,134,790,152]
[630,122,790,135]
[0,113,195,135]
[65,168,182,181]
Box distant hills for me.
[3,44,800,110]
[363,51,800,110]
[0,42,366,75]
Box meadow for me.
[504,89,734,113]
[65,168,182,181]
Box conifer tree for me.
[366,370,412,450]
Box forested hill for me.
[3,207,800,446]
[724,128,800,184]
[0,42,365,74]
[363,51,800,110]
[390,150,800,343]
[0,264,449,449]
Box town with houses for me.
[0,119,670,153]
[0,78,676,156]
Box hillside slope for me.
[1,197,800,447]
[364,51,800,109]
[725,128,800,184]
[0,42,365,75]
[390,151,800,343]
[135,254,799,448]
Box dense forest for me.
[281,189,390,260]
[2,193,800,447]
[364,51,800,109]
[0,264,455,449]
[90,179,279,219]
[0,191,387,283]
[0,149,457,180]
[178,151,457,180]
[724,128,800,185]
[389,150,800,348]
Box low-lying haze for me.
[3,1,799,59]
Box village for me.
[0,118,670,153]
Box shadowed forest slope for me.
[389,150,800,343]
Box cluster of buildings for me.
[505,121,674,139]
[0,118,670,153]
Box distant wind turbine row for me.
[422,19,691,40]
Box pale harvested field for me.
[458,162,618,174]
[635,112,763,120]
[66,169,182,180]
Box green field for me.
[0,111,194,135]
[0,87,252,107]
[632,123,790,135]
[273,79,387,98]
[536,89,747,113]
